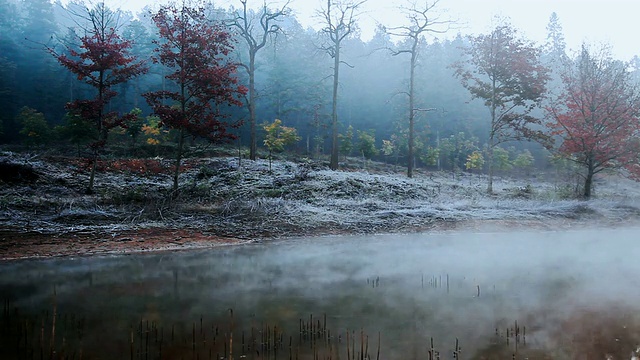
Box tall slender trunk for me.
[87,70,106,194]
[487,135,494,193]
[407,46,417,178]
[249,51,257,160]
[329,44,340,170]
[361,150,366,169]
[436,130,441,171]
[174,68,187,195]
[487,76,497,194]
[173,129,185,194]
[87,155,97,194]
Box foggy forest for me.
[2,1,640,358]
[1,0,639,197]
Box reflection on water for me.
[1,227,640,359]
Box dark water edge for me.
[2,228,640,359]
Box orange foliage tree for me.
[546,45,640,198]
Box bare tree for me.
[318,0,366,170]
[387,0,452,178]
[227,0,290,160]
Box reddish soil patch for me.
[0,218,635,261]
[0,228,248,260]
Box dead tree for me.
[227,0,290,160]
[318,0,367,170]
[387,0,452,178]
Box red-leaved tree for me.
[546,45,640,198]
[51,2,147,193]
[144,3,247,193]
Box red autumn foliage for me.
[143,3,247,192]
[50,3,147,192]
[54,32,147,134]
[103,159,167,175]
[70,158,199,177]
[546,45,640,198]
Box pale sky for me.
[81,0,640,60]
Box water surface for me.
[2,227,639,358]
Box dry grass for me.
[1,151,639,243]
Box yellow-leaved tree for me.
[465,151,485,173]
[263,119,301,171]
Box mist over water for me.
[2,227,640,358]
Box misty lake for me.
[2,227,640,359]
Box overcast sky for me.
[84,0,640,60]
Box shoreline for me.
[3,217,637,261]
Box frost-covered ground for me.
[2,152,640,240]
[201,158,640,236]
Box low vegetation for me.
[1,150,639,246]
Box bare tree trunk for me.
[583,160,595,198]
[386,2,452,177]
[174,59,188,195]
[407,45,417,178]
[87,70,106,194]
[487,135,494,193]
[487,76,497,194]
[229,1,289,161]
[583,172,593,199]
[249,51,257,160]
[330,49,340,170]
[321,0,364,170]
[173,129,185,194]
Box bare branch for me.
[391,49,412,56]
[235,62,250,72]
[226,0,291,54]
[414,107,437,112]
[317,0,367,55]
[386,0,455,39]
[224,0,291,160]
[340,60,355,68]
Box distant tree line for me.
[1,0,639,198]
